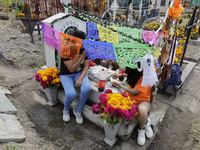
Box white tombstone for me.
[139,0,143,19]
[111,0,119,22]
[42,13,87,69]
[128,3,133,23]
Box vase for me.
[44,86,58,106]
[103,120,122,147]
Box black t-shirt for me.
[59,49,89,75]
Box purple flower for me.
[129,105,136,117]
[115,107,124,118]
[104,89,113,94]
[92,104,101,114]
[99,94,106,101]
[47,76,53,82]
[104,108,108,114]
[120,93,128,97]
[41,81,48,88]
[124,110,131,121]
[35,73,41,82]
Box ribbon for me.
[60,33,82,60]
[43,23,61,51]
[87,22,98,40]
[82,40,116,61]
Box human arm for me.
[63,50,87,73]
[74,59,89,87]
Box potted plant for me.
[35,67,61,106]
[92,89,138,146]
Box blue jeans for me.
[60,72,91,113]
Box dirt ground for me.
[0,11,200,150]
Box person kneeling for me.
[112,67,153,146]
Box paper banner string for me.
[43,23,61,51]
[113,43,151,69]
[82,40,116,61]
[142,30,158,45]
[87,22,98,40]
[156,60,161,68]
[97,25,119,43]
[60,33,82,60]
[148,10,151,15]
[154,46,162,58]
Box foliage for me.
[177,25,199,40]
[35,67,61,89]
[92,89,138,130]
[4,145,17,150]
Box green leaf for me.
[103,119,107,125]
[110,124,114,130]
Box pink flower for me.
[92,103,101,114]
[35,73,41,81]
[120,93,128,97]
[125,110,131,121]
[41,81,48,88]
[130,105,136,117]
[104,108,108,114]
[100,108,104,113]
[115,107,124,118]
[104,89,113,94]
[99,94,106,101]
[108,105,115,115]
[47,76,53,82]
[102,97,108,107]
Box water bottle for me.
[98,69,106,92]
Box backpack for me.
[164,63,182,93]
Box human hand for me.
[112,74,121,79]
[81,50,87,58]
[112,81,121,87]
[75,78,82,88]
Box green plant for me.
[4,145,18,150]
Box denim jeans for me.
[60,71,91,113]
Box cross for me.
[180,6,199,67]
[60,0,71,14]
[111,0,119,22]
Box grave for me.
[41,13,162,143]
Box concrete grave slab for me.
[0,92,17,115]
[0,114,26,143]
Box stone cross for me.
[128,3,133,23]
[111,0,119,22]
[139,0,143,19]
[60,0,71,14]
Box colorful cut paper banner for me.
[41,22,45,42]
[142,30,158,45]
[113,43,151,69]
[118,27,143,43]
[87,22,98,40]
[97,25,119,43]
[148,10,150,15]
[60,33,82,60]
[43,23,61,51]
[82,40,116,61]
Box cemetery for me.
[0,0,200,149]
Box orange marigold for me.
[173,0,181,8]
[168,5,184,19]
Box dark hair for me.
[73,30,86,39]
[126,67,142,87]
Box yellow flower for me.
[42,76,48,81]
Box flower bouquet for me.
[35,67,61,89]
[92,89,138,130]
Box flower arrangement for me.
[177,25,199,40]
[35,67,61,89]
[31,14,37,18]
[183,1,190,7]
[143,22,162,31]
[92,89,138,130]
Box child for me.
[112,67,153,146]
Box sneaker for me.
[63,110,70,122]
[145,118,153,139]
[73,108,83,124]
[137,128,146,146]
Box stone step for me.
[0,114,26,143]
[0,86,11,95]
[0,92,17,115]
[57,88,167,142]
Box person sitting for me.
[59,31,91,124]
[112,67,153,146]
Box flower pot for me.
[44,86,58,106]
[103,120,122,147]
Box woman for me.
[59,31,91,124]
[112,67,153,146]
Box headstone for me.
[111,0,119,22]
[128,3,133,23]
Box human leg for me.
[60,74,77,111]
[74,72,91,113]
